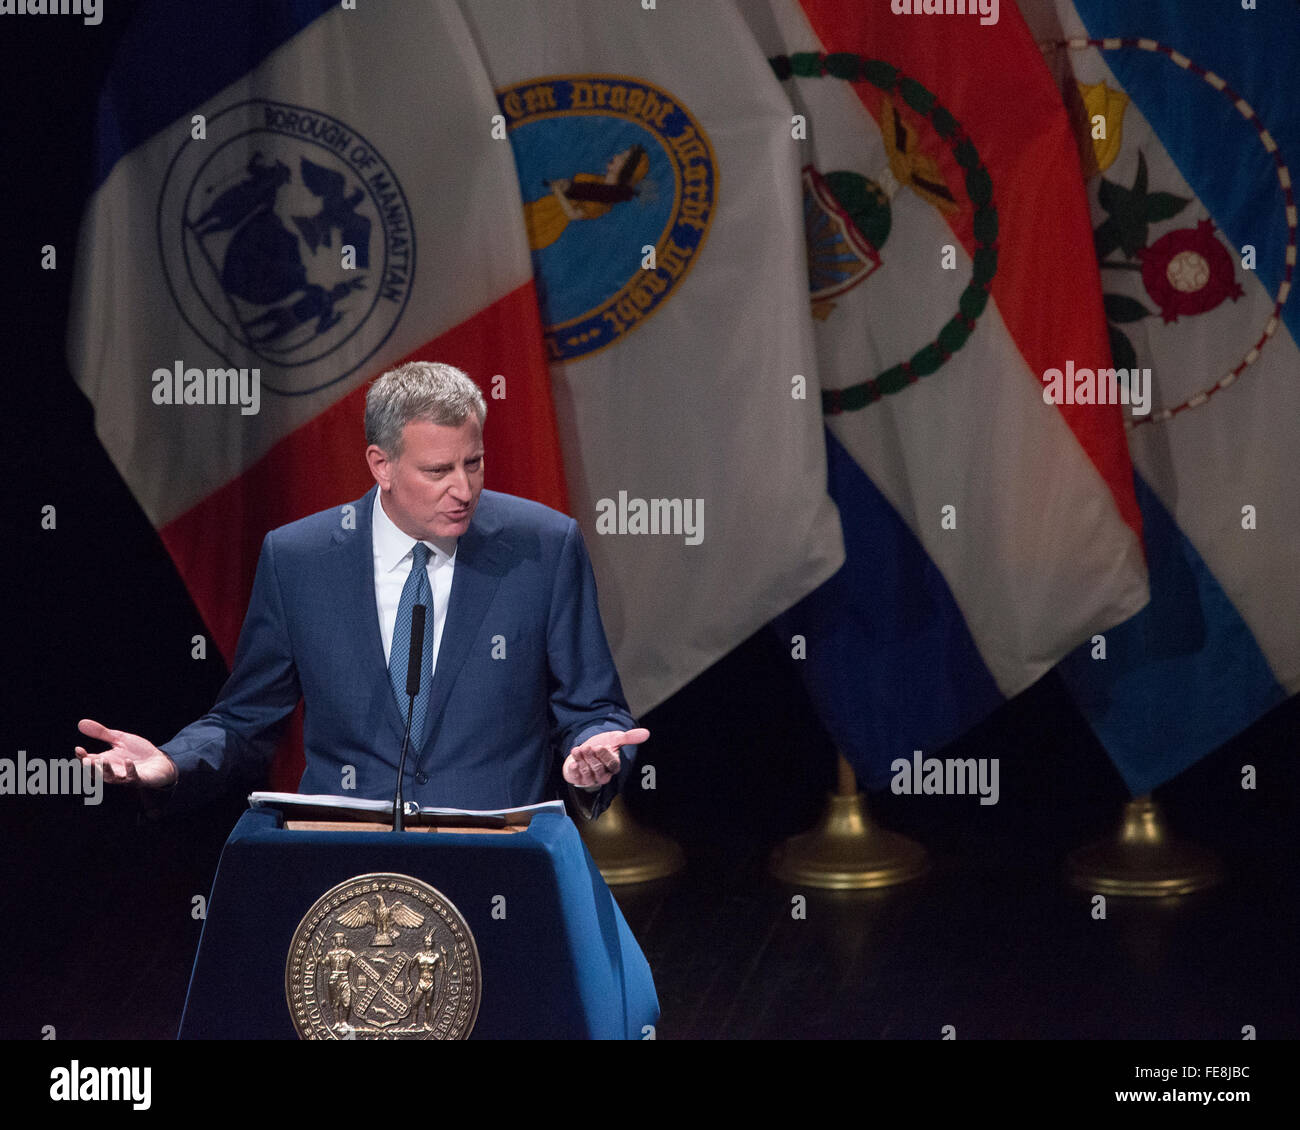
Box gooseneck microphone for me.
[392,603,427,832]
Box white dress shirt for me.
[372,491,457,677]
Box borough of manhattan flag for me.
[458,0,846,715]
[1022,0,1299,794]
[745,0,1151,788]
[68,0,564,787]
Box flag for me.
[744,0,1151,788]
[69,0,564,788]
[1021,0,1299,794]
[457,0,846,716]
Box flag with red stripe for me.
[746,0,1149,787]
[69,0,564,788]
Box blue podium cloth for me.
[178,808,658,1039]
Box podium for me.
[178,806,659,1039]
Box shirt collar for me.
[372,489,458,574]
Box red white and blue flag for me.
[69,0,566,786]
[1024,0,1299,793]
[748,0,1151,788]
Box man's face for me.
[367,416,484,541]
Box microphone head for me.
[406,604,427,697]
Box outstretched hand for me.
[562,727,649,790]
[75,718,179,789]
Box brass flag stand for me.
[579,794,685,885]
[1065,794,1224,897]
[769,753,928,889]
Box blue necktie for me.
[389,541,434,747]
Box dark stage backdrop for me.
[2,4,1295,1043]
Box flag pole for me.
[1064,794,1223,897]
[768,752,927,889]
[578,795,685,885]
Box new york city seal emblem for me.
[286,873,481,1040]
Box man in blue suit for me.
[76,361,647,818]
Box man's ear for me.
[365,444,392,489]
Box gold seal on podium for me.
[286,873,481,1040]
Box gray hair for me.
[364,361,487,455]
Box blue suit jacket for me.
[160,486,638,817]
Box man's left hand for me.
[563,728,650,790]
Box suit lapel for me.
[416,497,509,762]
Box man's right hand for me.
[75,718,179,788]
